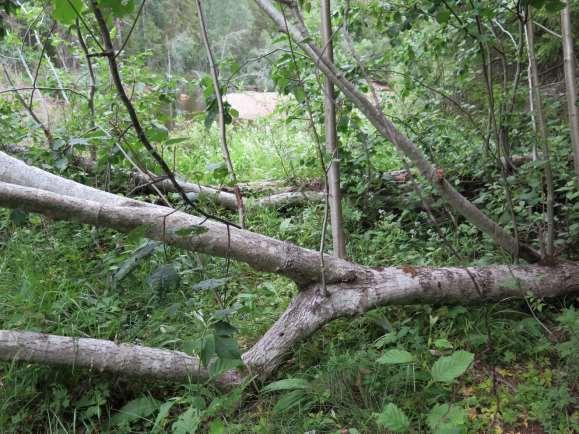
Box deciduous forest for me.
[0,0,578,432]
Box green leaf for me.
[272,389,310,413]
[214,334,241,360]
[378,349,415,364]
[431,351,474,383]
[197,334,216,367]
[54,157,69,171]
[126,224,152,244]
[174,225,208,237]
[208,421,227,434]
[375,403,410,433]
[10,209,28,226]
[171,407,201,434]
[373,332,398,348]
[293,87,305,103]
[543,0,565,14]
[436,9,451,25]
[147,122,169,142]
[147,264,180,293]
[51,138,67,150]
[434,338,453,350]
[427,404,468,434]
[207,162,228,180]
[191,278,229,291]
[152,400,177,433]
[213,320,237,337]
[52,0,83,25]
[111,396,160,427]
[98,0,135,17]
[263,378,311,393]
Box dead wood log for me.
[0,330,242,388]
[0,153,578,385]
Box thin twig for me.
[115,0,146,59]
[195,0,245,228]
[28,22,56,108]
[0,87,87,99]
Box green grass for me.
[1,116,578,433]
[172,116,321,186]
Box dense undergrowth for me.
[1,116,578,433]
[1,0,579,432]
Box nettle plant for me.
[374,348,474,433]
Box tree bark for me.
[321,0,346,258]
[561,1,579,186]
[0,330,241,388]
[252,0,541,263]
[525,11,555,257]
[0,152,359,286]
[243,262,579,377]
[1,154,578,383]
[130,170,324,211]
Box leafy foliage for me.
[431,351,475,383]
[375,403,410,433]
[1,0,579,432]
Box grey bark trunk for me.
[0,330,241,388]
[0,154,578,383]
[561,2,579,186]
[525,12,555,257]
[321,0,346,258]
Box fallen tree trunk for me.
[3,145,532,214]
[131,170,325,211]
[243,262,579,377]
[1,154,578,385]
[0,147,324,210]
[0,153,359,285]
[0,330,242,388]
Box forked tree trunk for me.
[0,153,578,384]
[1,0,577,386]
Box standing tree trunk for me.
[561,1,579,187]
[321,0,346,258]
[525,9,555,257]
[76,21,97,160]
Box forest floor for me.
[0,115,577,433]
